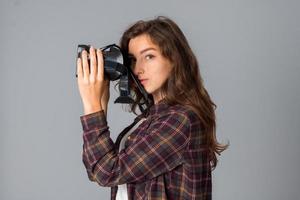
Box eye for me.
[145,54,155,60]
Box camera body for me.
[76,44,125,81]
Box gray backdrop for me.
[1,0,299,199]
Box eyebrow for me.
[128,47,157,57]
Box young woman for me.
[77,16,227,200]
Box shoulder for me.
[133,103,200,128]
[167,104,200,123]
[153,103,200,128]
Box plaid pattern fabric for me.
[80,101,212,200]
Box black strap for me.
[114,115,145,150]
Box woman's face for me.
[128,34,173,104]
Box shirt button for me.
[127,136,131,140]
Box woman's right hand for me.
[100,77,110,116]
[77,46,108,115]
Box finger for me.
[104,78,110,86]
[96,49,104,80]
[77,57,83,79]
[89,46,97,78]
[81,50,89,80]
[104,79,110,92]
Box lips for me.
[139,79,148,85]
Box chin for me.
[144,88,152,94]
[143,85,161,96]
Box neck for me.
[153,92,165,104]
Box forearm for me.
[81,111,118,186]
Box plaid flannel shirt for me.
[80,100,212,200]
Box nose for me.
[133,60,145,77]
[136,69,144,76]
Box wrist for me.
[83,103,103,115]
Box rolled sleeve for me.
[80,110,116,182]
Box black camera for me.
[76,44,152,113]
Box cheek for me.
[159,62,173,80]
[147,58,173,83]
[153,67,172,85]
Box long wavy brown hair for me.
[119,16,228,169]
